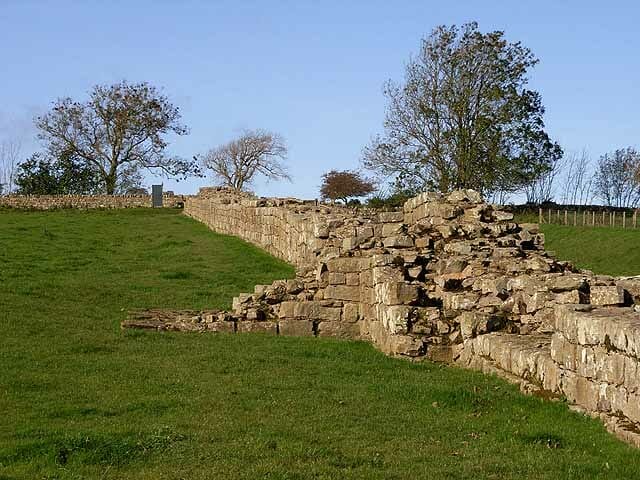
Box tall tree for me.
[363,22,562,195]
[35,81,198,194]
[320,170,375,204]
[199,130,290,191]
[593,148,640,208]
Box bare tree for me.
[200,130,290,191]
[593,148,640,207]
[35,81,197,194]
[560,149,593,205]
[522,155,563,205]
[0,138,22,194]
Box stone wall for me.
[0,193,184,209]
[175,187,640,446]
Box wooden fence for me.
[538,208,639,228]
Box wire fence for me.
[537,208,639,228]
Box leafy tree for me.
[199,130,290,191]
[363,22,562,195]
[320,170,375,203]
[15,151,103,195]
[593,148,640,208]
[35,81,198,194]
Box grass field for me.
[2,208,640,479]
[514,212,640,276]
[541,224,640,277]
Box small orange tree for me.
[320,170,375,204]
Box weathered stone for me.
[278,319,315,336]
[378,211,404,223]
[328,272,346,284]
[277,301,342,321]
[443,292,480,312]
[447,189,483,203]
[381,222,404,236]
[590,286,625,306]
[375,282,419,305]
[457,312,503,340]
[383,235,414,248]
[324,285,361,302]
[236,321,278,334]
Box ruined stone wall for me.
[176,186,640,446]
[183,187,378,268]
[0,193,184,209]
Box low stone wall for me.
[0,194,184,209]
[176,186,640,446]
[184,187,378,268]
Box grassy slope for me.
[1,209,639,479]
[542,224,640,276]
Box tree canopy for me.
[363,22,562,195]
[15,151,102,195]
[35,81,198,194]
[320,170,375,203]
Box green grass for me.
[541,224,640,277]
[1,208,639,479]
[515,212,640,276]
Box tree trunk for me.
[105,174,117,195]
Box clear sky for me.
[1,0,639,198]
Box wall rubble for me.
[175,186,640,445]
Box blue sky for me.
[1,0,639,198]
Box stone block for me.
[277,301,342,321]
[383,235,414,248]
[236,321,278,334]
[324,285,361,302]
[456,312,503,340]
[590,286,625,306]
[377,304,412,334]
[378,211,405,223]
[381,222,404,236]
[346,273,360,286]
[546,274,587,292]
[342,303,360,323]
[327,257,369,273]
[374,282,419,305]
[278,319,315,336]
[206,321,236,333]
[317,321,360,339]
[446,189,483,203]
[443,292,480,312]
[617,277,640,304]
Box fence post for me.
[635,211,637,228]
[548,209,552,224]
[539,207,543,224]
[623,211,626,228]
[583,210,586,226]
[574,210,577,226]
[603,210,606,226]
[564,210,568,225]
[592,211,595,226]
[557,209,561,223]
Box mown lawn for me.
[1,208,639,479]
[515,211,640,276]
[541,224,640,277]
